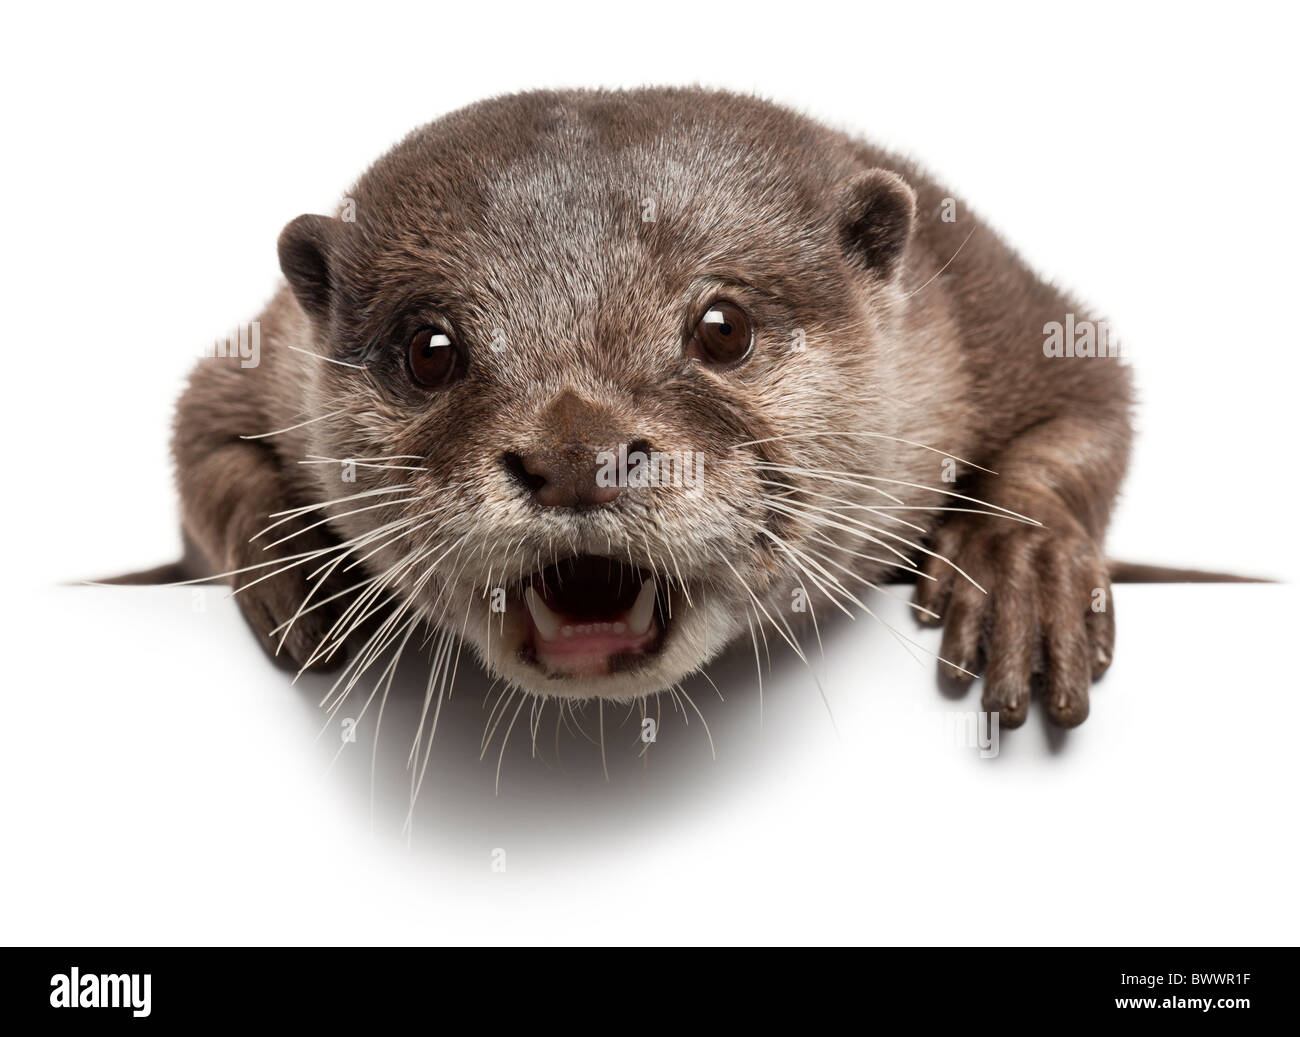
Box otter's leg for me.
[173,367,347,673]
[914,411,1131,728]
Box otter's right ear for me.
[277,214,337,322]
[838,169,917,280]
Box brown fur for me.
[171,87,1138,727]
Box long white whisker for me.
[734,429,996,475]
[759,462,1040,525]
[253,485,414,539]
[239,408,346,440]
[261,497,420,551]
[288,344,368,369]
[299,457,428,472]
[903,225,978,300]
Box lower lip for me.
[528,620,660,675]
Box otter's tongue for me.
[524,564,659,675]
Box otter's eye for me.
[407,327,460,388]
[688,300,754,366]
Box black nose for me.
[502,439,650,509]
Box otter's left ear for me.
[838,169,916,280]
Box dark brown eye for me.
[688,300,754,366]
[407,327,460,388]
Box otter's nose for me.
[503,442,639,509]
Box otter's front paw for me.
[229,529,348,674]
[912,512,1114,728]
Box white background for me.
[1,1,1296,945]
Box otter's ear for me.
[277,214,337,322]
[838,169,916,280]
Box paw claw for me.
[928,506,1109,730]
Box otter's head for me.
[276,89,919,702]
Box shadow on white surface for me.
[4,581,1297,943]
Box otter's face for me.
[276,93,917,701]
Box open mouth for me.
[519,555,670,677]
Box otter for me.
[161,87,1148,731]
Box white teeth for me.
[528,581,658,642]
[626,579,657,637]
[524,586,562,641]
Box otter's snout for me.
[502,388,651,509]
[502,437,652,509]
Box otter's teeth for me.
[625,579,657,637]
[524,586,562,641]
